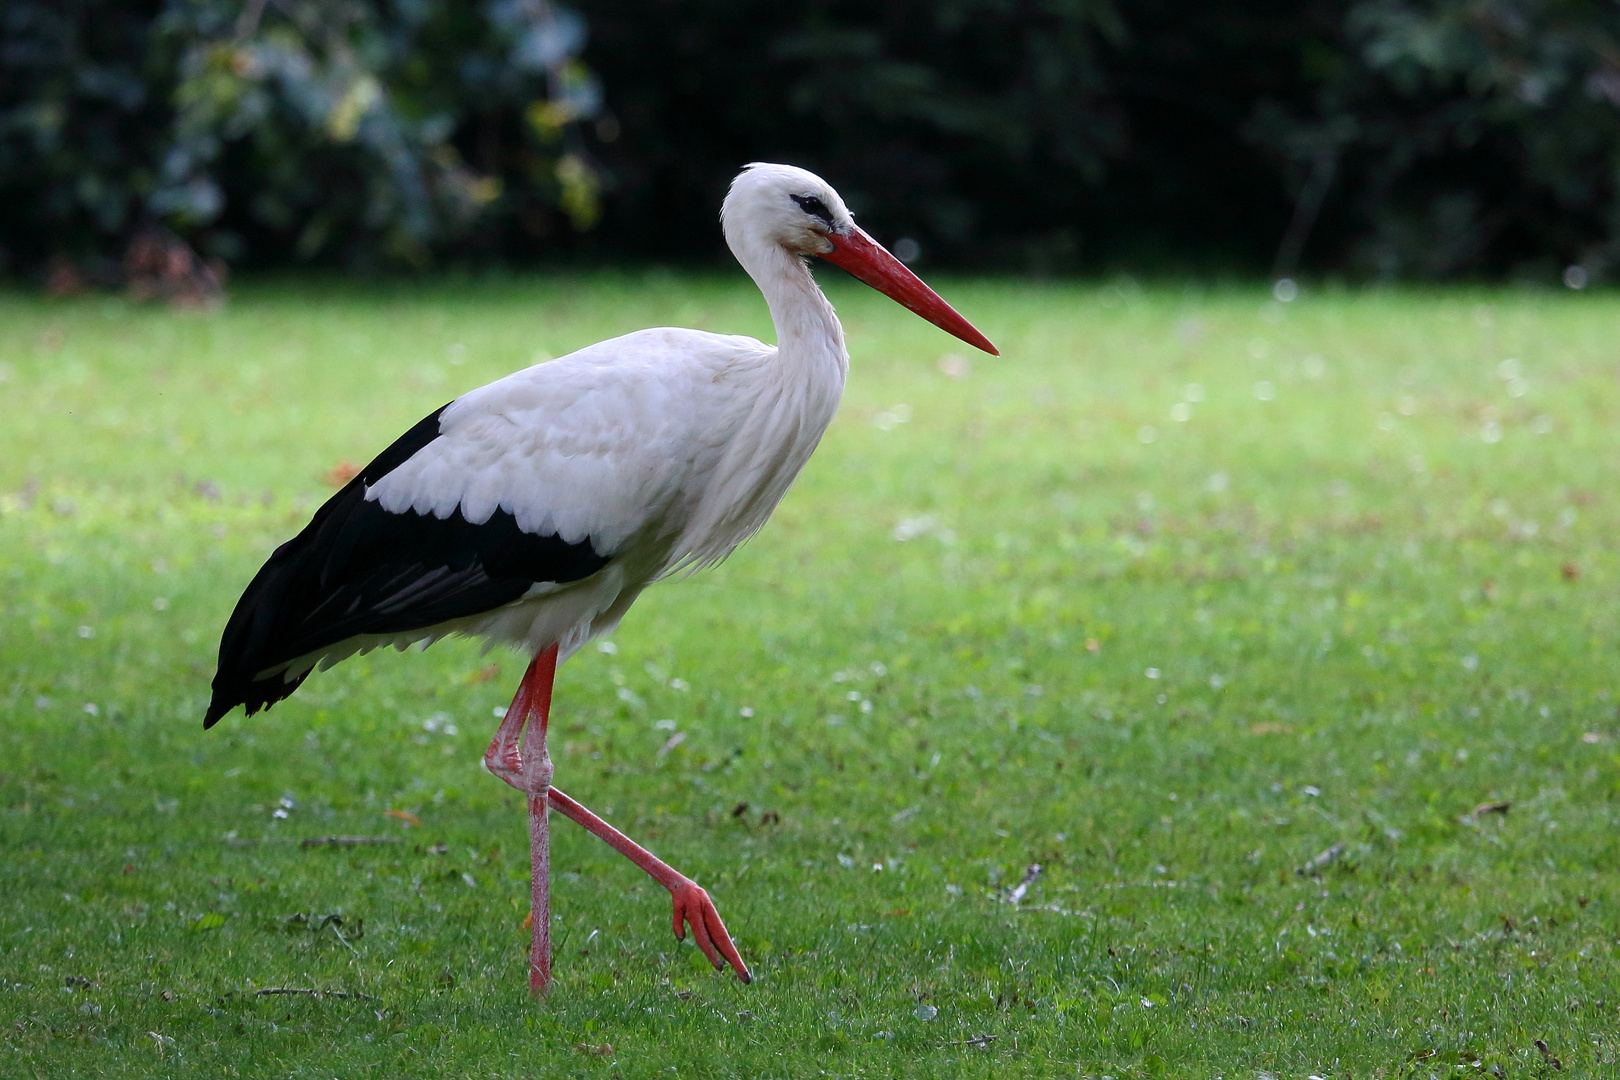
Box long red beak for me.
[819,227,999,356]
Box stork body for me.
[206,163,996,994]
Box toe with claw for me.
[671,878,751,983]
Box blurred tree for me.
[582,0,1128,270]
[1248,0,1620,280]
[584,0,1620,278]
[0,0,171,281]
[0,0,601,279]
[7,0,1620,280]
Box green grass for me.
[2,274,1618,1078]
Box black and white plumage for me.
[206,164,994,728]
[202,163,997,994]
[204,405,610,724]
[204,319,841,725]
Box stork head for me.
[722,163,998,356]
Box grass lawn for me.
[1,274,1618,1078]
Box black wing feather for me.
[205,404,610,727]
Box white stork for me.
[205,163,997,995]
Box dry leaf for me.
[324,461,362,487]
[1005,863,1042,905]
[1298,842,1346,875]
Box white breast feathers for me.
[364,327,843,577]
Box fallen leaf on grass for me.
[939,1033,994,1048]
[467,664,501,685]
[1459,799,1513,826]
[1297,842,1346,875]
[383,809,420,827]
[1249,721,1294,736]
[1581,732,1610,744]
[1535,1038,1562,1070]
[323,461,361,487]
[1005,863,1042,905]
[575,1042,613,1058]
[279,912,364,948]
[192,912,225,931]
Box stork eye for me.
[791,194,833,226]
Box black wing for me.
[204,405,611,727]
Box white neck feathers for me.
[728,233,848,377]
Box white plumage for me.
[360,320,842,663]
[209,160,992,722]
[336,167,852,671]
[206,161,997,996]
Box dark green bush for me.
[6,0,1620,279]
[585,0,1620,279]
[0,0,601,277]
[1247,0,1620,280]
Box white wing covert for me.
[366,329,776,560]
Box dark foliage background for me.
[1,0,604,283]
[7,0,1620,280]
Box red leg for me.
[484,645,559,996]
[548,786,752,983]
[526,791,550,995]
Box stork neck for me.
[742,244,848,374]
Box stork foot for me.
[670,877,752,983]
[544,787,751,984]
